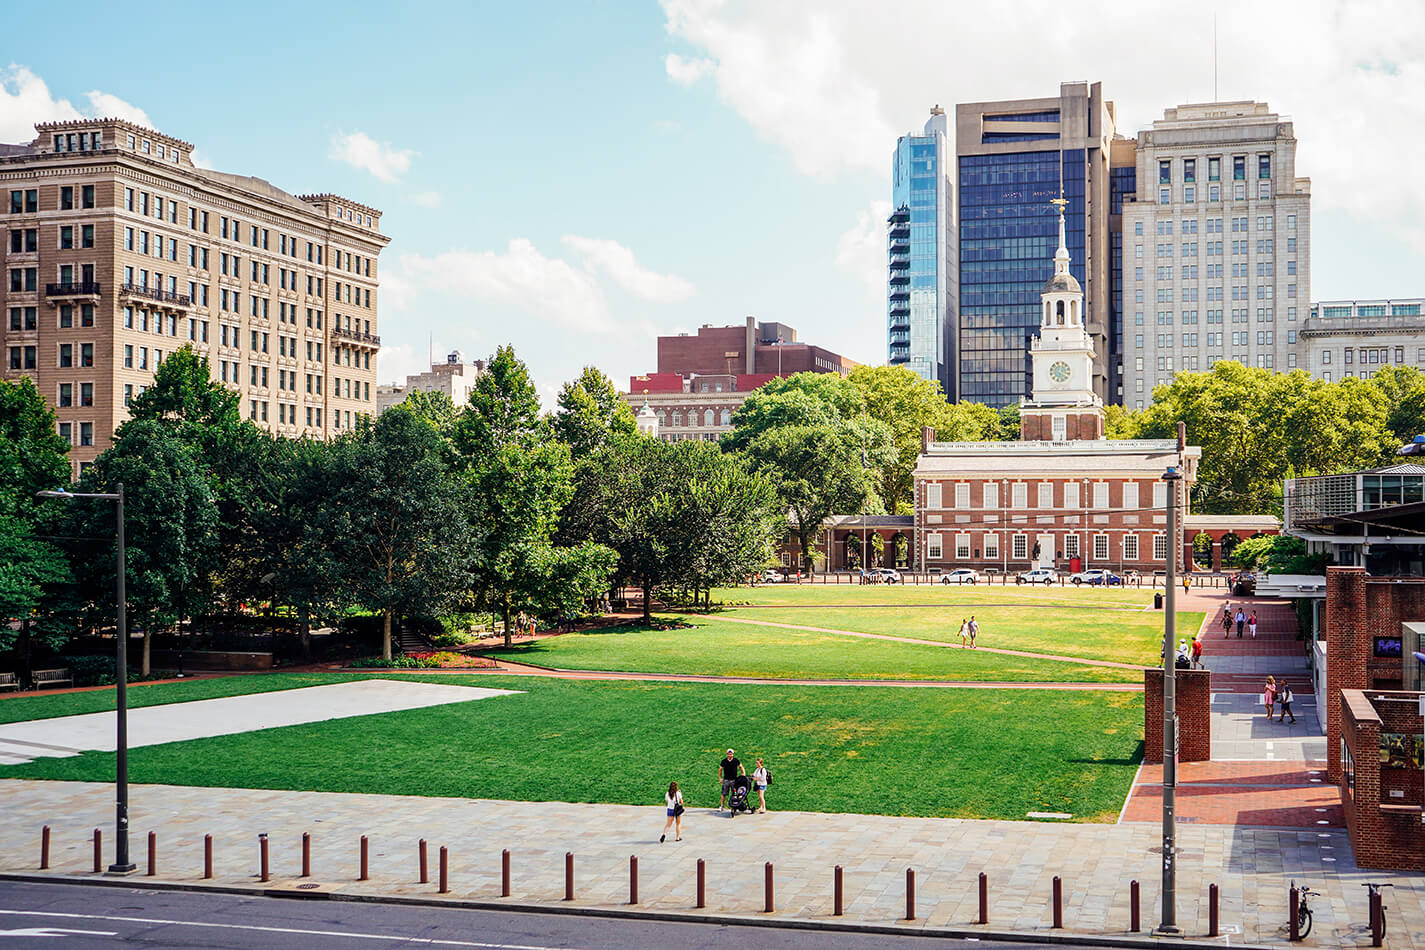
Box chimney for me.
[1176,420,1187,453]
[745,316,755,374]
[921,426,936,453]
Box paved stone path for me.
[5,779,1420,947]
[0,680,521,765]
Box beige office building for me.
[1300,299,1425,380]
[1121,102,1311,407]
[1,119,389,476]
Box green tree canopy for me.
[551,366,637,458]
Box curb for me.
[0,871,1274,949]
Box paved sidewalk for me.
[3,779,1420,947]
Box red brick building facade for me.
[1339,689,1425,870]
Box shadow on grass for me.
[1067,741,1146,767]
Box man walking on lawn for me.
[717,748,741,810]
[968,615,979,649]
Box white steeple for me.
[1027,194,1099,409]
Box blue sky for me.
[4,0,1423,401]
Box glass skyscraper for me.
[954,83,1116,407]
[888,107,954,396]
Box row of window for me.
[1135,214,1297,236]
[923,479,1170,511]
[1319,347,1417,366]
[1159,154,1271,185]
[925,531,1169,562]
[656,408,734,428]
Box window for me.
[1153,534,1168,561]
[58,383,73,407]
[79,422,93,447]
[1011,482,1027,508]
[982,482,998,508]
[955,483,971,508]
[58,343,73,367]
[955,535,971,560]
[1183,158,1195,182]
[1123,482,1139,511]
[927,534,943,560]
[1093,535,1109,561]
[1064,534,1080,558]
[1092,482,1108,509]
[984,534,999,559]
[1153,481,1168,509]
[1037,482,1053,509]
[1012,535,1028,560]
[1124,535,1140,561]
[1232,156,1245,180]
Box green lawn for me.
[711,607,1202,668]
[0,673,1143,822]
[489,617,1143,682]
[711,583,1157,609]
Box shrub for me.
[67,655,118,686]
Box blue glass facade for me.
[1108,164,1137,399]
[957,149,1086,406]
[889,118,951,392]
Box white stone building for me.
[376,349,485,414]
[1300,299,1425,381]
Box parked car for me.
[869,568,903,584]
[1016,568,1058,585]
[940,568,982,585]
[1070,569,1123,586]
[758,569,783,584]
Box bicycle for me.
[1293,882,1317,940]
[1362,882,1394,941]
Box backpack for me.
[765,770,773,786]
[1175,654,1191,670]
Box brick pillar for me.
[1325,566,1368,784]
[1143,668,1212,763]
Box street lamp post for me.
[1156,465,1183,935]
[37,482,134,874]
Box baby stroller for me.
[728,775,753,816]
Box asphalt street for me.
[0,879,1086,949]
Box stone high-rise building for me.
[1,119,389,476]
[1120,101,1310,407]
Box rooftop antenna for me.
[428,331,433,368]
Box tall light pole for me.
[37,483,134,874]
[1156,464,1183,935]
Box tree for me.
[457,347,614,645]
[721,372,865,451]
[1103,404,1143,440]
[744,422,880,573]
[70,420,219,674]
[1369,365,1425,448]
[1230,533,1326,575]
[312,409,473,659]
[552,366,637,458]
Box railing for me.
[120,283,190,306]
[331,326,382,347]
[45,281,101,297]
[1300,314,1425,337]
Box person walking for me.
[1221,605,1233,638]
[1262,676,1277,720]
[1235,607,1246,638]
[716,749,741,810]
[660,781,683,842]
[752,757,770,813]
[1191,633,1203,669]
[958,618,970,647]
[1277,681,1297,723]
[968,615,979,649]
[1248,610,1258,638]
[1183,574,1191,595]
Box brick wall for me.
[1325,568,1425,784]
[1019,408,1104,441]
[1143,668,1211,763]
[1339,688,1425,870]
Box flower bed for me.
[348,651,500,670]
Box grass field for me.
[0,673,1143,822]
[0,673,353,726]
[488,617,1144,682]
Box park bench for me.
[31,668,72,690]
[0,672,16,692]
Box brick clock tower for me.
[1020,195,1105,442]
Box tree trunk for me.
[141,630,151,677]
[382,610,393,660]
[299,605,311,662]
[19,618,32,689]
[502,596,512,649]
[642,581,652,623]
[799,531,814,575]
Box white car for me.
[1016,568,1058,585]
[869,568,902,584]
[940,569,982,585]
[1070,569,1123,586]
[758,570,783,583]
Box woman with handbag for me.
[661,781,684,842]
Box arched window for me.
[672,411,683,427]
[720,408,731,426]
[1070,299,1078,324]
[704,409,715,427]
[656,411,666,427]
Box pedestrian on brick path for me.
[1277,681,1297,723]
[1235,607,1246,638]
[1248,610,1258,638]
[1222,605,1233,637]
[752,757,770,813]
[968,615,979,649]
[1262,676,1277,719]
[1191,633,1203,669]
[716,749,741,810]
[661,781,683,842]
[958,618,970,647]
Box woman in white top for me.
[661,781,683,842]
[958,619,970,647]
[752,758,770,813]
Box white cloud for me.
[561,235,697,304]
[391,240,614,333]
[377,342,427,387]
[835,199,892,297]
[82,89,154,129]
[329,130,415,184]
[661,0,1425,249]
[410,190,442,208]
[665,52,714,85]
[0,66,156,143]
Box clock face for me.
[1049,361,1072,384]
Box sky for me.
[3,0,1424,404]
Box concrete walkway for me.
[0,680,521,765]
[2,779,1418,947]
